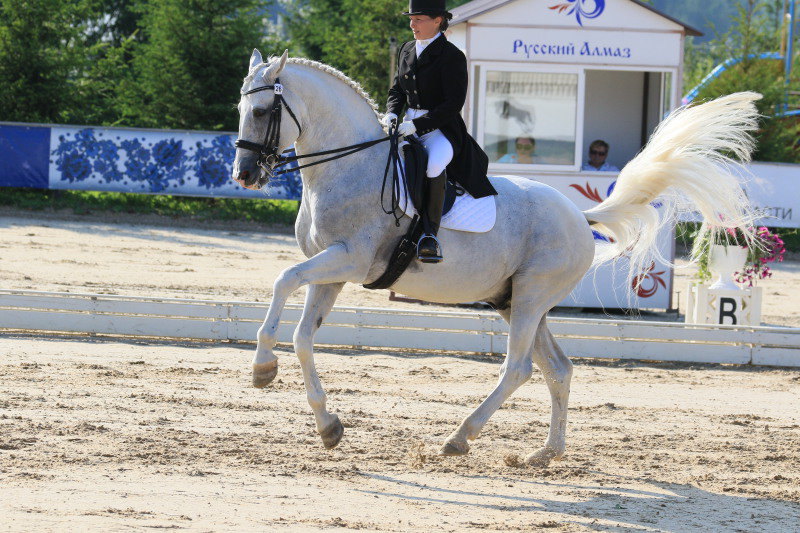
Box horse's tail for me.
[583,91,762,282]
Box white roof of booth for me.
[450,0,702,37]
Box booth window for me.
[484,71,578,166]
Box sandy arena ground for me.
[1,209,799,531]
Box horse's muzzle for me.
[234,169,269,190]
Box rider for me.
[382,0,497,263]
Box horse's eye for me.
[253,107,268,118]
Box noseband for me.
[234,78,303,173]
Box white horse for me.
[232,49,759,466]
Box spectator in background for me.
[497,136,539,164]
[582,139,619,172]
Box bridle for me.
[234,77,408,225]
[235,77,400,177]
[234,78,302,174]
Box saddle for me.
[362,137,460,291]
[401,137,459,217]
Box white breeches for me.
[416,129,453,178]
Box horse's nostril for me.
[239,170,250,181]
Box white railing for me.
[1,289,799,367]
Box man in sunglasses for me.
[497,136,539,164]
[582,139,619,172]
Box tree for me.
[682,0,787,90]
[88,0,143,47]
[689,0,799,163]
[119,0,282,131]
[0,0,96,123]
[0,0,148,126]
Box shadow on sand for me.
[357,471,800,531]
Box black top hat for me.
[402,0,452,18]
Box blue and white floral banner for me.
[0,123,302,200]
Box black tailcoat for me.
[387,34,497,198]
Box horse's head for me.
[233,49,301,190]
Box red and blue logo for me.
[549,0,605,26]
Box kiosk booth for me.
[447,0,701,310]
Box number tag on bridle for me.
[273,83,283,95]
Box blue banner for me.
[0,124,50,189]
[0,123,302,200]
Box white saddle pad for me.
[395,176,497,234]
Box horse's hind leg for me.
[293,282,346,449]
[440,299,542,456]
[525,317,573,467]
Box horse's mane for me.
[246,56,382,118]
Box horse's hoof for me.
[320,415,344,449]
[252,361,278,388]
[439,437,469,456]
[525,447,558,467]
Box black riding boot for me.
[417,170,446,263]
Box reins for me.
[235,78,408,225]
[276,136,392,174]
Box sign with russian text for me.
[469,26,681,67]
[742,162,800,228]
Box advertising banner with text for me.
[469,26,681,67]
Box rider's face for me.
[409,15,441,40]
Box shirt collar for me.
[416,32,442,55]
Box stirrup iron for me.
[416,234,443,263]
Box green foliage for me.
[683,0,788,90]
[87,0,143,47]
[284,0,406,104]
[688,224,714,283]
[119,0,282,131]
[72,35,138,126]
[0,0,97,123]
[0,0,286,130]
[285,0,471,108]
[685,0,800,163]
[0,188,299,225]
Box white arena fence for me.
[1,289,799,368]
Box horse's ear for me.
[274,49,289,76]
[249,49,263,70]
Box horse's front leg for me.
[253,243,362,387]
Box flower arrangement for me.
[734,226,786,286]
[691,224,785,286]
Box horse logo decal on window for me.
[549,0,605,26]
